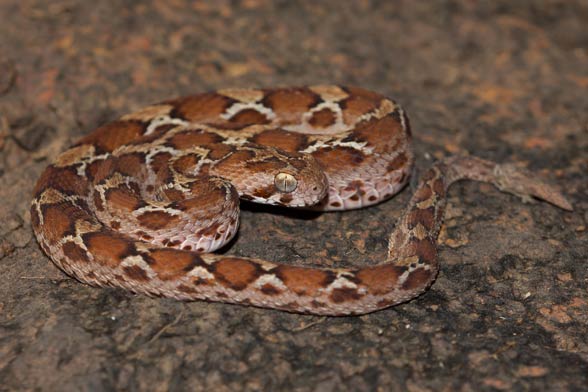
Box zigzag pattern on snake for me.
[30,85,572,315]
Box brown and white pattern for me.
[30,85,572,315]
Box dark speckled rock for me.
[0,1,586,390]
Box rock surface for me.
[0,1,586,390]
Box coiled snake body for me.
[31,86,572,315]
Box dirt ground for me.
[1,1,587,391]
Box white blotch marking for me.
[221,103,276,121]
[222,135,249,146]
[74,152,109,177]
[327,275,358,292]
[133,205,182,217]
[144,115,188,136]
[301,138,370,154]
[253,274,288,290]
[398,106,408,132]
[186,266,215,280]
[144,145,182,166]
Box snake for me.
[30,85,572,315]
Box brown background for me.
[1,1,587,391]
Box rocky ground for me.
[0,1,586,391]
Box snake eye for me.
[274,172,297,193]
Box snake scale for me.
[31,85,572,315]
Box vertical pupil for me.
[275,173,297,193]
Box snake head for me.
[216,147,329,208]
[267,154,329,207]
